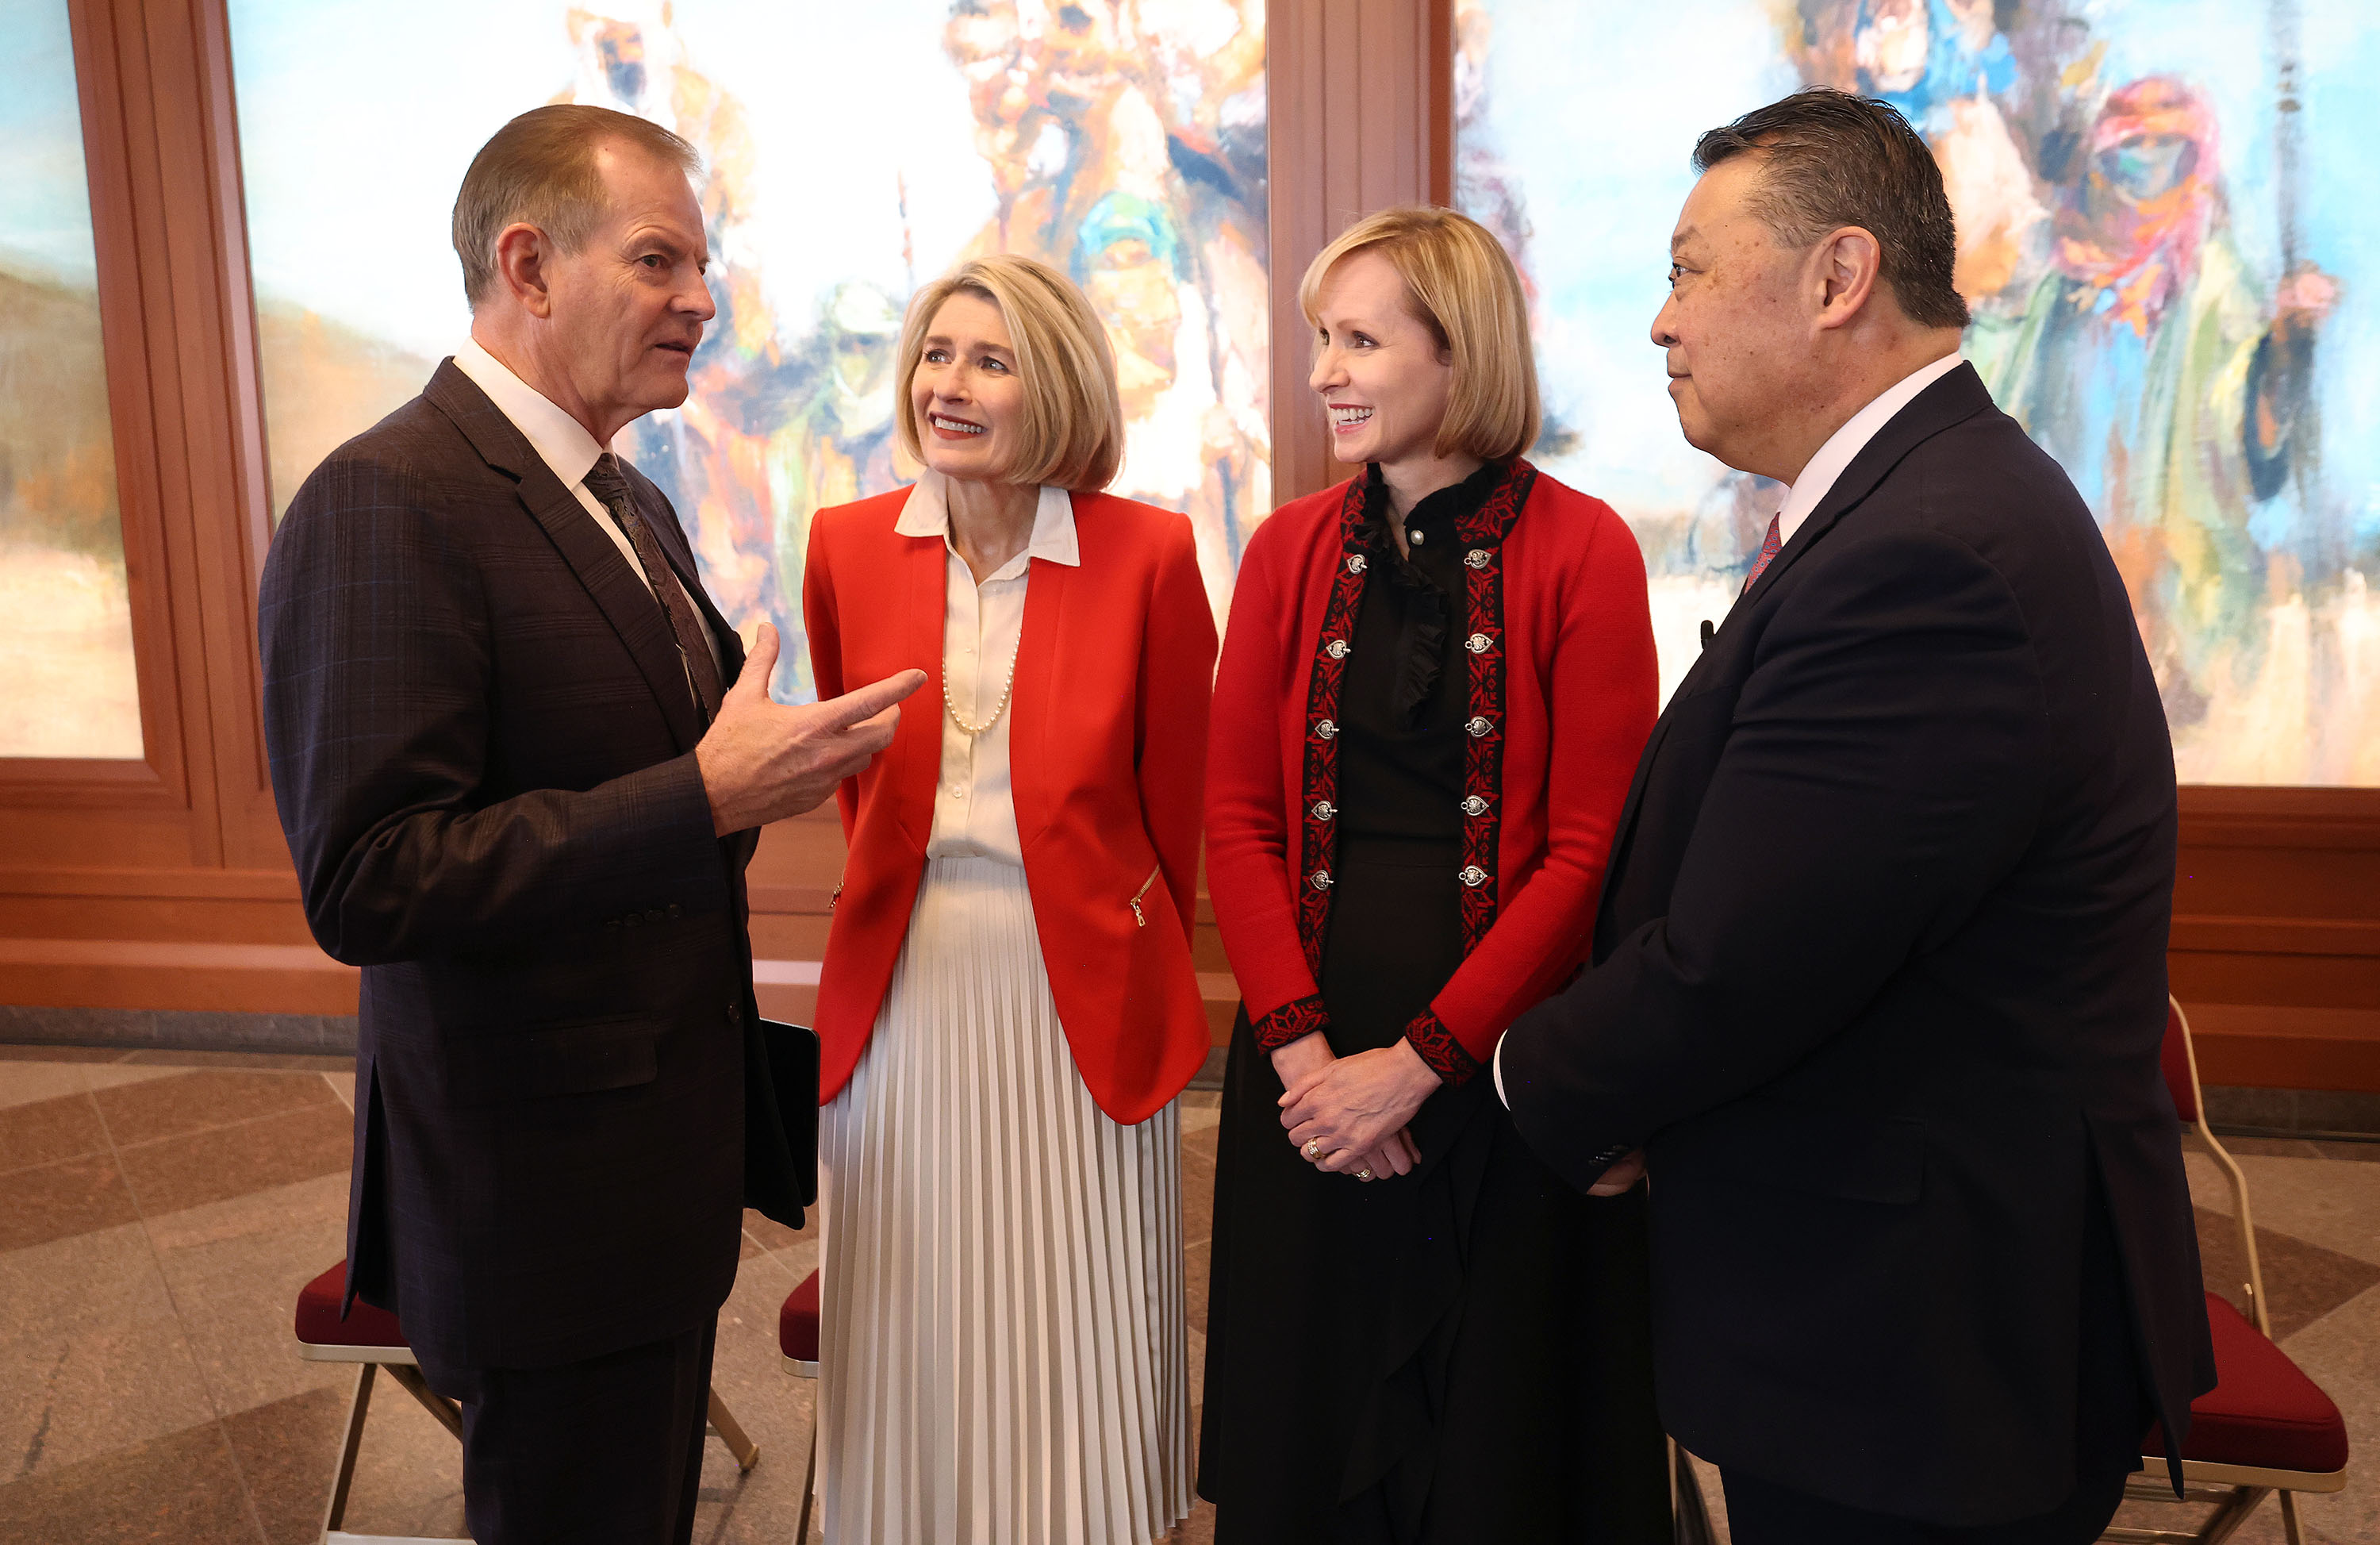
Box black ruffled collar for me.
[1357,460,1507,724]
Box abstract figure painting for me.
[0,3,144,759]
[228,0,1268,702]
[1459,0,2378,785]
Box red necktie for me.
[1741,513,1783,595]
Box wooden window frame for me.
[0,0,2370,1091]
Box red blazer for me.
[1206,463,1658,1083]
[804,486,1217,1124]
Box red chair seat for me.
[780,1270,820,1364]
[2142,1293,2347,1474]
[294,1260,409,1349]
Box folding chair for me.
[778,1269,823,1544]
[294,1260,759,1544]
[2099,999,2350,1544]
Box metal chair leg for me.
[796,1416,818,1543]
[706,1386,759,1472]
[2197,1485,2276,1545]
[321,1363,375,1535]
[1670,1440,1716,1545]
[384,1362,465,1440]
[2278,1489,2305,1545]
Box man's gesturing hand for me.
[696,624,925,836]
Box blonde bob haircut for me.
[893,253,1125,491]
[1298,206,1541,463]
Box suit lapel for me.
[1010,555,1068,850]
[1736,362,1996,612]
[425,363,705,755]
[620,463,746,689]
[1603,363,2000,875]
[892,532,950,850]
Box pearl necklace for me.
[943,643,1022,736]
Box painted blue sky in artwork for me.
[1459,0,1796,516]
[226,0,997,359]
[1464,0,2377,531]
[0,2,103,282]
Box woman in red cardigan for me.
[804,253,1215,1543]
[1197,207,1669,1540]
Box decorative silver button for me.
[1326,638,1350,659]
[1346,553,1368,575]
[1459,865,1488,887]
[1314,719,1338,740]
[1466,632,1493,655]
[1464,548,1490,569]
[1466,716,1493,738]
[1461,795,1488,817]
[1310,869,1334,890]
[1311,800,1336,821]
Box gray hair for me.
[451,104,701,307]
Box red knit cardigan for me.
[1205,463,1659,1084]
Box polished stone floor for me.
[0,1043,2370,1543]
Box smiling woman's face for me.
[1306,248,1455,471]
[910,290,1027,485]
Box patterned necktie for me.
[582,453,724,724]
[1741,512,1784,595]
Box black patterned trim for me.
[1292,477,1373,978]
[1292,461,1537,1047]
[1404,1007,1483,1086]
[1453,461,1533,955]
[1252,993,1331,1054]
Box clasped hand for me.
[696,623,926,835]
[1274,1034,1441,1181]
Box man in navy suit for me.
[260,105,919,1543]
[1495,90,2215,1542]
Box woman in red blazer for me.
[803,254,1215,1543]
[1196,209,1669,1541]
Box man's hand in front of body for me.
[696,623,925,836]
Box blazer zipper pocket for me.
[1128,867,1161,928]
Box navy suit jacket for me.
[259,360,758,1370]
[1500,365,2215,1525]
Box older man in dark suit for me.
[1489,90,2217,1543]
[259,105,920,1544]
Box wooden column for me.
[1266,0,1455,506]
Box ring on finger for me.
[1303,1138,1322,1161]
[1357,1167,1374,1182]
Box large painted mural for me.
[228,0,1269,702]
[0,3,144,760]
[1458,0,2378,785]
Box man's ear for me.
[1811,225,1882,332]
[491,222,555,320]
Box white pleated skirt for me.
[817,854,1191,1544]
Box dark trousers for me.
[416,1316,716,1545]
[1723,1175,2148,1545]
[1722,1464,2132,1545]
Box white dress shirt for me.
[450,337,721,674]
[1773,351,1966,547]
[1488,351,1964,1107]
[900,470,1080,865]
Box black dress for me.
[1197,463,1671,1543]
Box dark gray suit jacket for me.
[260,359,758,1370]
[1501,365,2214,1524]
